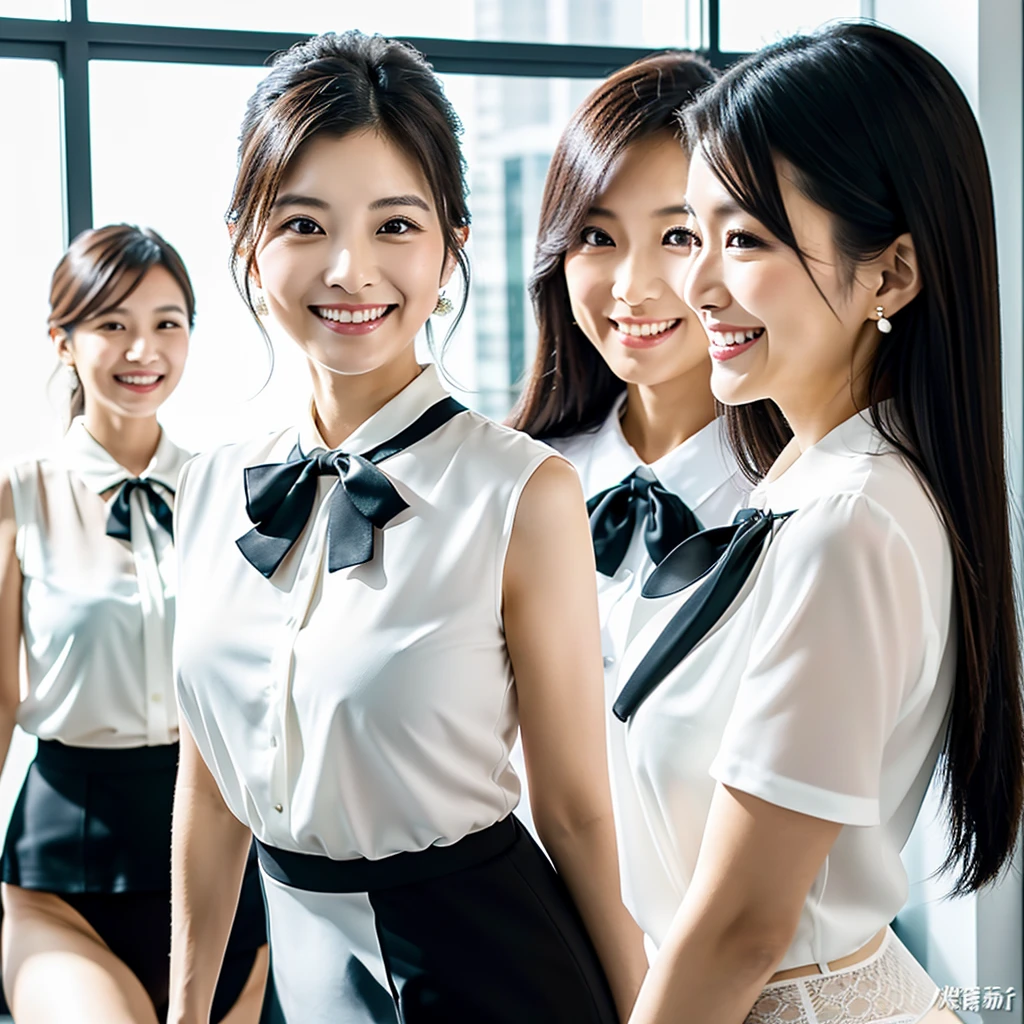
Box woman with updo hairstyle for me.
[0,225,268,1023]
[168,31,646,1024]
[509,51,749,845]
[610,23,1023,1024]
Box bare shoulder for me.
[0,468,14,528]
[513,454,586,535]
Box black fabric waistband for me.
[255,816,519,894]
[35,739,180,774]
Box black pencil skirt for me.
[1,739,268,1021]
[256,814,619,1024]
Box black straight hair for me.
[686,22,1023,893]
[509,51,715,438]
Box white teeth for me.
[315,305,389,324]
[710,328,763,347]
[116,374,161,385]
[616,319,679,338]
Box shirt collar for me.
[751,406,892,511]
[60,418,192,495]
[297,364,450,456]
[586,393,740,509]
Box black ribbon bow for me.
[106,478,175,542]
[236,396,465,579]
[612,508,793,722]
[586,470,703,576]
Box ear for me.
[50,327,74,366]
[872,232,920,318]
[439,225,470,288]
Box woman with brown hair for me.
[0,225,268,1022]
[167,31,646,1024]
[509,53,748,849]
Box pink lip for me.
[709,335,762,361]
[612,319,682,350]
[114,376,164,394]
[313,306,395,336]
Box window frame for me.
[0,0,739,242]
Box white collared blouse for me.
[613,408,955,970]
[8,419,191,748]
[512,398,747,858]
[173,367,560,860]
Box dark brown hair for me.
[227,30,471,355]
[48,224,196,425]
[509,51,715,438]
[687,23,1023,892]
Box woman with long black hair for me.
[612,23,1022,1024]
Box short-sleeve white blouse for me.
[613,407,955,970]
[173,367,558,861]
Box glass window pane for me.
[720,0,861,52]
[0,56,63,844]
[0,0,65,18]
[88,0,703,48]
[90,61,602,437]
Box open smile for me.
[312,304,397,336]
[707,326,765,362]
[610,317,682,349]
[114,373,165,394]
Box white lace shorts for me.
[746,928,941,1024]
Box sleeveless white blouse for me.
[174,367,559,860]
[8,419,190,748]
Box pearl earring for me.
[875,306,892,334]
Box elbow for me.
[713,913,796,983]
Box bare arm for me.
[628,784,841,1024]
[167,720,252,1024]
[0,473,23,775]
[504,456,648,1021]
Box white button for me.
[150,693,163,703]
[274,803,283,813]
[603,655,616,668]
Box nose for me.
[124,330,160,363]
[611,247,662,308]
[325,234,379,293]
[683,240,730,315]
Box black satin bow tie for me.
[106,479,175,542]
[586,470,703,577]
[236,396,465,579]
[612,508,793,722]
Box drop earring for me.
[875,306,892,334]
[66,364,80,389]
[253,290,269,318]
[433,292,453,316]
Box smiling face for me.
[562,135,708,389]
[53,264,190,421]
[253,130,455,380]
[682,151,888,435]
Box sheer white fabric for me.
[8,421,190,747]
[746,929,939,1024]
[614,408,956,970]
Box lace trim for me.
[745,930,939,1024]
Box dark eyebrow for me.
[272,193,330,212]
[155,305,188,316]
[587,206,616,219]
[95,304,187,318]
[653,204,692,217]
[368,194,430,212]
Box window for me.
[719,0,864,52]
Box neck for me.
[309,348,422,450]
[619,364,717,465]
[82,407,163,477]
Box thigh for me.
[1,883,159,1024]
[368,825,617,1024]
